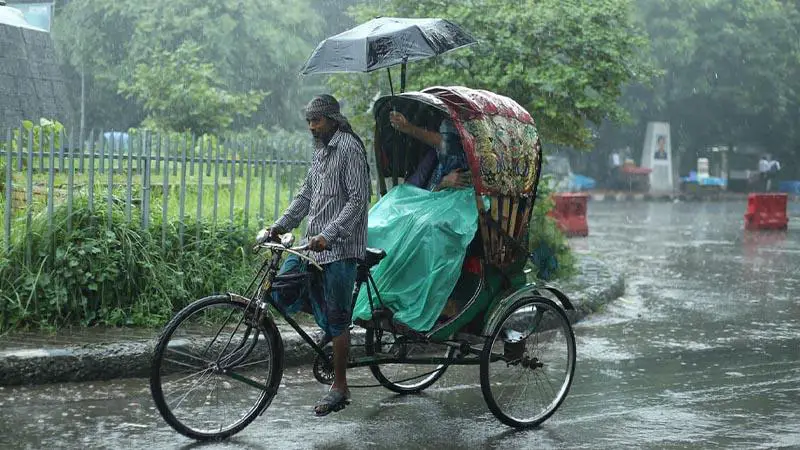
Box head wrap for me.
[305,94,365,150]
[305,95,353,130]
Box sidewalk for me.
[0,253,625,386]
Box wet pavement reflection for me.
[1,201,798,449]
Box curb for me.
[588,193,800,203]
[0,254,625,386]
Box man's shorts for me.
[270,255,358,338]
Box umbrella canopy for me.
[299,17,476,76]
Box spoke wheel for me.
[365,327,455,394]
[480,296,576,428]
[150,295,283,441]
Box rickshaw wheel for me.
[365,327,456,394]
[480,296,576,428]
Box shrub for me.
[528,174,576,281]
[0,197,259,331]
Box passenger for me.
[388,111,471,191]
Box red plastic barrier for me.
[744,193,789,231]
[549,193,589,237]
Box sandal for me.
[314,389,350,417]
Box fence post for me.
[99,131,105,174]
[273,158,281,222]
[78,122,85,173]
[58,126,65,172]
[47,128,55,239]
[162,133,170,247]
[38,124,44,172]
[117,130,123,173]
[125,132,134,223]
[16,124,23,171]
[135,131,142,174]
[141,130,151,229]
[228,142,237,224]
[178,134,188,249]
[25,126,33,266]
[244,139,253,229]
[87,129,95,215]
[212,137,220,226]
[67,129,75,233]
[155,132,162,175]
[259,158,266,229]
[172,135,178,178]
[222,142,228,178]
[4,128,12,253]
[196,134,204,241]
[189,134,196,177]
[107,131,115,230]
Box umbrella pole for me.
[400,62,407,93]
[386,68,395,97]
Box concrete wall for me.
[0,20,73,129]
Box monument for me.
[0,2,73,128]
[640,121,674,194]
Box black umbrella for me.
[299,17,476,93]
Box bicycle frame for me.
[245,241,494,369]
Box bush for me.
[9,118,65,152]
[0,197,259,331]
[528,174,576,281]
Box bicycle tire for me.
[150,294,284,441]
[480,296,576,428]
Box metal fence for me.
[1,126,379,253]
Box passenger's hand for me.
[308,235,329,252]
[438,169,471,190]
[389,111,410,132]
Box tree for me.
[53,0,326,131]
[118,42,266,135]
[601,0,800,173]
[329,0,656,150]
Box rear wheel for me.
[365,327,455,394]
[150,294,283,441]
[480,296,576,428]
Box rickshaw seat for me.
[364,248,387,268]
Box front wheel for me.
[150,294,284,441]
[480,296,576,428]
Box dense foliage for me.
[599,0,800,174]
[0,198,258,331]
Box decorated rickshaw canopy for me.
[373,86,542,197]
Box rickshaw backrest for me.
[373,86,543,269]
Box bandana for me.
[304,94,365,150]
[305,95,352,130]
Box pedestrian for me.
[758,154,770,192]
[607,150,622,190]
[767,155,781,191]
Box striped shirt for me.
[274,129,370,265]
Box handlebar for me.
[256,242,323,271]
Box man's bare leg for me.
[331,329,350,398]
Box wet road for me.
[1,201,799,449]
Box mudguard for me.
[532,284,575,311]
[481,283,574,336]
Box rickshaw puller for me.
[267,94,370,416]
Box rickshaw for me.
[149,86,577,441]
